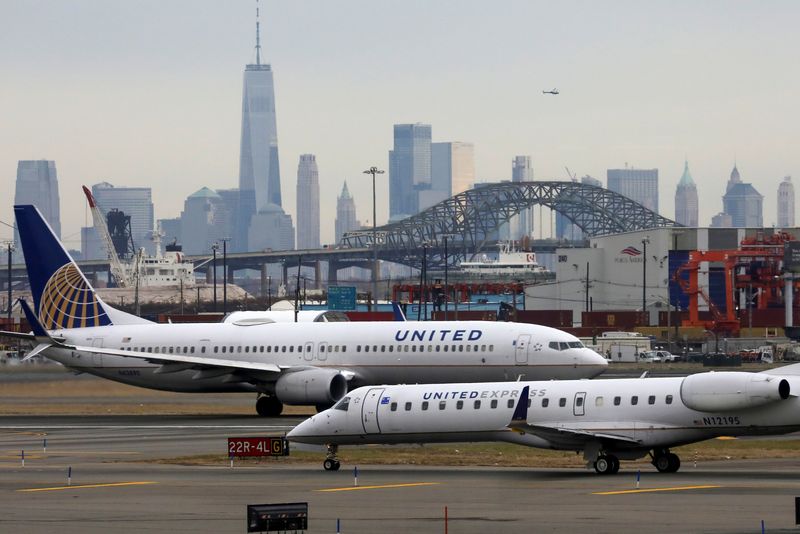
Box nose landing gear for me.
[323,444,341,471]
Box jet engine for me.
[275,368,348,405]
[680,372,790,412]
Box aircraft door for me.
[91,338,104,366]
[573,392,587,416]
[361,387,385,434]
[515,334,531,364]
[303,342,314,362]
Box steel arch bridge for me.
[341,181,680,269]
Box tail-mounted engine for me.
[680,372,790,412]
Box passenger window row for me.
[357,344,493,353]
[389,398,517,412]
[119,345,347,355]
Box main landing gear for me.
[323,444,341,471]
[593,454,620,475]
[651,449,681,473]
[255,395,283,417]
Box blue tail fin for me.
[14,205,113,329]
[391,302,407,321]
[511,386,530,422]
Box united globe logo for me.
[39,263,109,329]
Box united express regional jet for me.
[289,366,800,472]
[4,205,608,416]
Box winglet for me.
[18,298,49,338]
[391,301,407,321]
[18,298,56,362]
[511,385,529,423]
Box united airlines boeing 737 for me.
[3,205,607,416]
[289,365,800,472]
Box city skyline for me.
[2,1,799,248]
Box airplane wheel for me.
[256,396,283,417]
[332,460,341,471]
[654,453,671,473]
[667,453,681,473]
[608,455,620,474]
[594,456,611,475]
[323,459,337,471]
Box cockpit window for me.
[334,397,350,411]
[548,342,561,350]
[559,342,569,350]
[568,341,584,348]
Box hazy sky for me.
[2,1,799,248]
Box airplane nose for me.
[287,416,314,440]
[582,349,608,376]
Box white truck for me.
[640,350,680,363]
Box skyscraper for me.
[389,123,432,220]
[180,187,228,255]
[335,181,360,243]
[296,154,320,249]
[722,165,763,227]
[91,182,155,254]
[607,167,659,212]
[674,161,699,227]
[14,160,60,254]
[237,3,287,251]
[778,176,795,228]
[510,156,534,239]
[424,142,474,211]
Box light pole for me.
[221,237,230,315]
[267,275,272,310]
[363,166,384,310]
[211,243,218,312]
[641,236,650,317]
[440,234,455,321]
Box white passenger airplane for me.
[288,366,800,473]
[3,205,607,416]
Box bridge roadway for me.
[3,239,582,289]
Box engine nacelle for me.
[275,368,348,405]
[680,372,790,412]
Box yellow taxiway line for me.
[18,481,158,493]
[317,482,440,492]
[593,484,721,496]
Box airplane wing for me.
[13,298,359,382]
[508,387,640,447]
[509,421,641,447]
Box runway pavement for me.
[2,414,800,533]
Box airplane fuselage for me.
[289,372,800,460]
[44,320,608,395]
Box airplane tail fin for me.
[391,302,407,321]
[511,386,530,423]
[14,205,152,329]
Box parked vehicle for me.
[641,350,680,363]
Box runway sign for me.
[247,502,308,532]
[228,437,289,457]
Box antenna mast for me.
[255,0,261,65]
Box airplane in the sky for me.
[288,366,799,472]
[542,88,559,95]
[3,205,608,416]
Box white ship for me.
[127,236,196,288]
[458,242,550,278]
